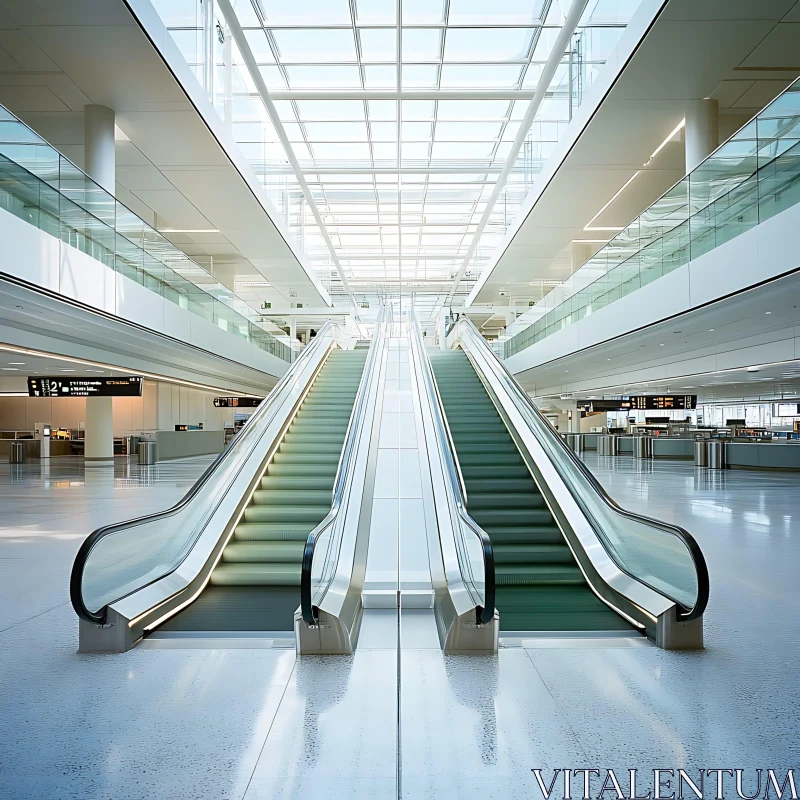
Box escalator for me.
[430,350,631,633]
[71,315,386,653]
[414,313,708,649]
[158,349,367,633]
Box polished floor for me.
[1,454,799,799]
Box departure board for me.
[27,376,143,397]
[629,395,697,410]
[213,397,263,408]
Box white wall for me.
[0,378,226,436]
[506,201,800,380]
[0,206,288,384]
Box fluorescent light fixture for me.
[1,367,19,371]
[235,280,272,288]
[60,369,76,372]
[747,367,760,372]
[708,328,715,332]
[584,171,640,230]
[8,362,24,365]
[583,226,625,232]
[765,311,772,315]
[571,238,611,244]
[645,119,685,164]
[158,228,219,234]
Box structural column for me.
[85,396,114,464]
[685,99,718,173]
[289,316,296,363]
[84,104,116,193]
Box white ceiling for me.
[516,269,800,403]
[0,0,329,310]
[470,0,800,309]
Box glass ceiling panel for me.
[443,28,535,62]
[152,0,645,315]
[260,0,352,25]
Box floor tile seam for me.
[0,598,72,637]
[240,657,299,800]
[521,646,592,761]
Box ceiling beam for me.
[447,0,591,305]
[218,0,354,307]
[266,90,539,101]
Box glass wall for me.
[0,107,290,362]
[506,78,800,358]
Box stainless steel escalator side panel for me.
[77,325,341,652]
[408,312,498,653]
[452,319,705,650]
[295,311,390,655]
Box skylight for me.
[152,0,643,314]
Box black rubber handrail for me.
[70,322,337,625]
[459,318,709,622]
[410,310,495,626]
[300,308,386,627]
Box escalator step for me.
[250,489,332,506]
[467,478,536,493]
[495,564,584,585]
[493,543,573,565]
[243,504,330,523]
[234,522,312,542]
[481,524,564,544]
[471,508,553,526]
[261,475,334,491]
[211,563,301,586]
[222,541,305,563]
[468,492,545,509]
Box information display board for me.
[629,395,697,410]
[213,397,263,408]
[27,376,143,398]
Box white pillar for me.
[685,99,718,173]
[84,105,116,194]
[85,396,114,463]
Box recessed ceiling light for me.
[607,358,611,361]
[60,369,76,372]
[1,367,19,371]
[747,367,760,373]
[708,328,714,332]
[8,362,24,365]
[565,370,568,373]
[659,343,665,346]
[765,311,772,315]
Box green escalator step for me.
[481,525,564,544]
[467,478,536,493]
[222,541,305,563]
[430,349,635,635]
[266,462,338,477]
[233,522,312,542]
[211,563,301,586]
[272,451,343,464]
[279,440,345,455]
[260,475,334,491]
[470,508,553,526]
[243,504,330,523]
[468,492,545,509]
[493,543,574,564]
[496,564,584,585]
[250,489,332,506]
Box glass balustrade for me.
[505,79,800,358]
[0,108,290,362]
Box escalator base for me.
[156,586,299,632]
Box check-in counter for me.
[725,442,800,470]
[651,438,694,459]
[617,436,634,454]
[0,439,39,459]
[583,434,598,450]
[153,430,225,460]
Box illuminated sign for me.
[27,376,143,398]
[213,397,262,408]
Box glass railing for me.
[506,78,800,358]
[72,323,336,623]
[0,107,290,362]
[458,318,707,620]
